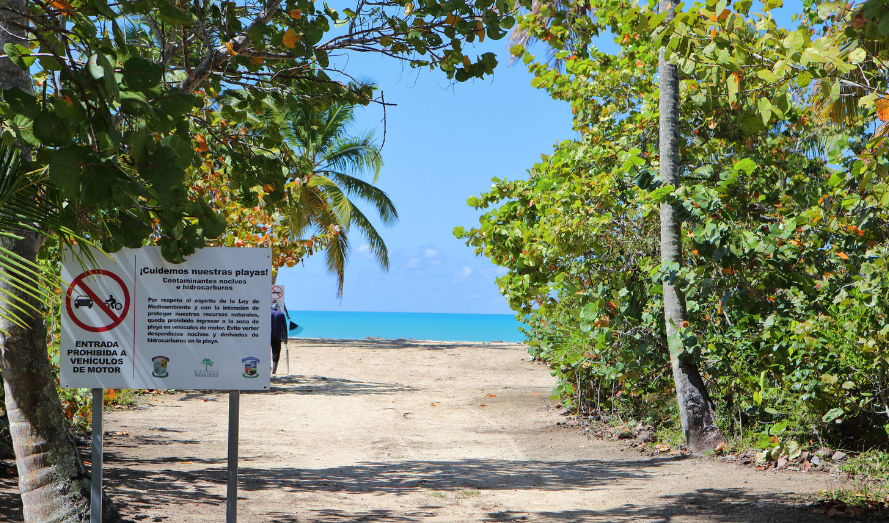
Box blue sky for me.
[277,39,573,314]
[277,2,803,315]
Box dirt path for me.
[2,339,840,522]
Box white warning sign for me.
[60,246,272,390]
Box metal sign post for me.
[226,390,240,523]
[90,388,103,523]
[285,339,290,374]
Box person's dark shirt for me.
[271,309,288,341]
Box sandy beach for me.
[0,338,839,522]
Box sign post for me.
[227,390,239,523]
[61,246,271,523]
[90,388,103,522]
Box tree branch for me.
[178,0,282,94]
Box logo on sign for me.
[152,356,169,378]
[65,270,130,333]
[242,357,260,378]
[196,358,218,377]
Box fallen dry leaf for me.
[485,394,496,398]
[480,404,488,407]
[180,461,194,465]
[430,403,437,407]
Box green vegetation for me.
[458,0,889,464]
[0,0,524,518]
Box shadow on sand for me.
[98,453,830,523]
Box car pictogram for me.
[73,296,93,309]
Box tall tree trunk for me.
[658,0,724,455]
[0,233,121,523]
[0,1,121,520]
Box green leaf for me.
[137,146,185,187]
[580,301,599,319]
[796,71,812,87]
[89,0,116,17]
[157,91,198,116]
[4,88,38,119]
[80,160,118,206]
[119,91,152,115]
[783,31,805,51]
[51,95,85,121]
[38,55,62,71]
[198,210,227,239]
[822,407,844,423]
[158,2,195,26]
[739,114,764,135]
[828,171,844,187]
[817,1,843,20]
[32,111,72,146]
[315,49,329,68]
[753,433,772,449]
[3,43,35,70]
[734,158,758,175]
[48,147,86,197]
[159,135,196,169]
[770,421,789,435]
[121,57,162,90]
[849,47,867,64]
[757,69,778,82]
[727,72,739,97]
[88,51,119,101]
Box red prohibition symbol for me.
[271,285,284,301]
[65,269,130,333]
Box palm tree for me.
[274,102,398,297]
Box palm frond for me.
[307,175,354,227]
[322,133,383,183]
[348,205,389,271]
[324,227,349,298]
[317,169,398,226]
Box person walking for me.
[271,302,288,374]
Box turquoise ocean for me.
[284,311,526,342]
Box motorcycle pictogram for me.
[104,295,123,311]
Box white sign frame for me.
[60,246,272,390]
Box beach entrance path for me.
[4,339,837,522]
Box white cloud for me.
[405,258,421,269]
[423,248,439,258]
[356,244,370,253]
[456,266,473,279]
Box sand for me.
[0,338,840,522]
